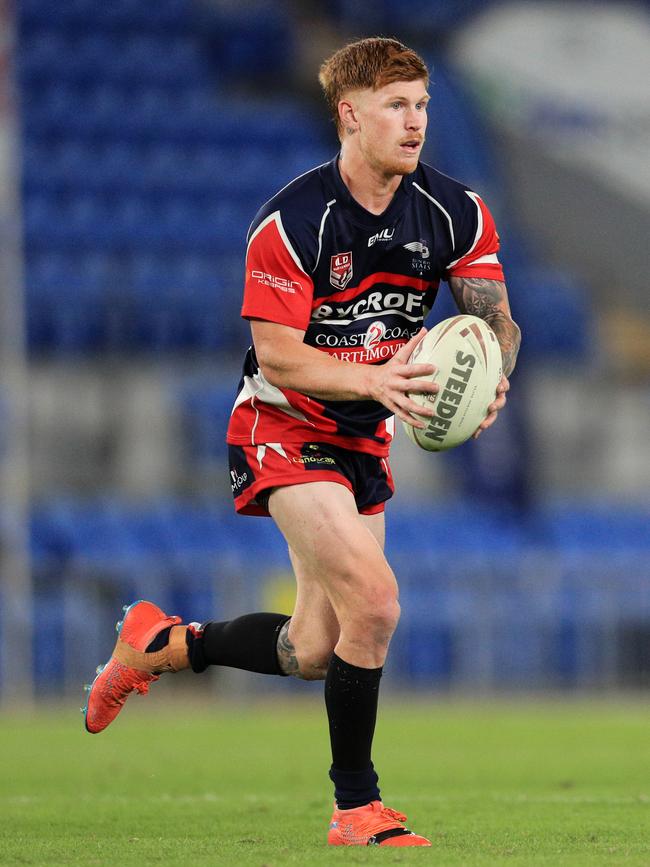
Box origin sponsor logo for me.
[312,290,424,322]
[424,351,475,444]
[251,270,301,294]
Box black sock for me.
[325,653,382,809]
[186,613,290,675]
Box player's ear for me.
[338,97,359,135]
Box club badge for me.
[330,252,353,290]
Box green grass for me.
[0,695,648,865]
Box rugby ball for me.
[403,315,502,451]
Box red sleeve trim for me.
[241,211,314,330]
[448,193,505,282]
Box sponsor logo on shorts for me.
[330,252,353,290]
[294,444,337,466]
[230,469,248,491]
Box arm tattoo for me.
[448,276,521,377]
[276,621,300,677]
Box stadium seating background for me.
[3,0,648,696]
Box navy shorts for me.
[228,441,395,517]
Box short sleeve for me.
[447,192,505,281]
[241,210,315,331]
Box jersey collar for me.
[324,154,415,230]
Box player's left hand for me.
[472,375,509,439]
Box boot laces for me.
[103,661,158,705]
[379,806,408,824]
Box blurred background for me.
[0,0,648,703]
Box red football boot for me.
[83,600,188,734]
[328,800,431,846]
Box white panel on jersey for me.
[465,253,500,266]
[447,190,484,268]
[232,370,312,439]
[314,309,423,327]
[246,210,308,276]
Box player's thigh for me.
[360,511,385,551]
[268,481,397,618]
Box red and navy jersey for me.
[227,155,505,457]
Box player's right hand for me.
[366,328,439,429]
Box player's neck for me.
[338,151,402,216]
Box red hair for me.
[319,37,429,135]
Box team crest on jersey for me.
[330,252,353,290]
[403,240,429,258]
[404,240,431,272]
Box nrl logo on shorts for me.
[330,252,353,290]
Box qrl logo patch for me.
[330,252,353,290]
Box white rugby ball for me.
[403,315,502,451]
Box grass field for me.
[0,695,648,866]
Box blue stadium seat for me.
[19,0,190,33]
[421,59,497,193]
[174,380,235,463]
[538,501,650,551]
[385,502,525,557]
[507,266,593,359]
[327,0,488,36]
[192,0,295,82]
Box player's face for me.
[353,79,429,177]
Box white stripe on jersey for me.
[447,190,482,268]
[313,199,337,272]
[246,210,308,276]
[413,183,456,250]
[464,252,500,266]
[313,308,423,326]
[231,368,313,444]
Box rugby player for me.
[84,37,521,847]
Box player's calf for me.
[276,620,335,680]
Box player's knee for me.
[348,592,401,648]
